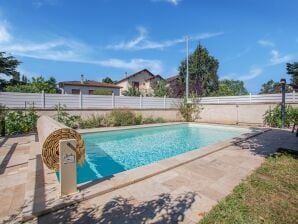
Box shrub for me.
[122,87,141,96]
[92,89,113,95]
[5,107,38,135]
[54,104,80,129]
[134,112,143,125]
[177,96,202,122]
[143,116,165,124]
[264,104,298,128]
[78,114,104,129]
[0,104,7,136]
[107,110,136,126]
[143,117,155,124]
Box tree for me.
[151,80,169,97]
[259,79,291,94]
[0,52,21,81]
[286,62,298,85]
[122,87,140,96]
[213,79,249,96]
[177,44,219,97]
[4,76,58,93]
[102,77,117,84]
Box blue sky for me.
[0,0,297,93]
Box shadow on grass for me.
[231,128,298,157]
[37,191,197,224]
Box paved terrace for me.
[0,128,297,224]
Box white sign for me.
[63,154,75,164]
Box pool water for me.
[75,124,248,184]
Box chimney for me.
[125,72,128,78]
[81,74,84,84]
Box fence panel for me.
[45,94,80,108]
[0,92,297,109]
[115,96,140,108]
[0,92,43,108]
[83,95,113,109]
[142,97,165,109]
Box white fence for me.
[0,92,297,109]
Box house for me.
[116,69,165,96]
[59,75,121,95]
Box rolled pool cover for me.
[37,115,85,171]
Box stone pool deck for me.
[0,127,297,223]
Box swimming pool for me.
[73,123,249,184]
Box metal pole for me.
[186,36,189,100]
[280,78,286,129]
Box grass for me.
[199,149,298,224]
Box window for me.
[88,90,94,95]
[71,89,80,94]
[132,81,139,89]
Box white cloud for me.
[152,0,181,5]
[107,27,223,51]
[239,68,263,81]
[0,30,163,73]
[269,50,292,65]
[0,23,10,43]
[91,58,163,74]
[258,39,274,47]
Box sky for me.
[0,0,297,94]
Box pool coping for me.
[22,122,271,222]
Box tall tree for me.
[102,77,117,84]
[213,79,249,96]
[0,52,21,81]
[286,62,298,85]
[259,79,291,94]
[177,44,219,97]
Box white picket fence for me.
[0,92,297,109]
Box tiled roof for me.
[166,75,179,82]
[116,69,155,84]
[59,80,121,88]
[144,75,165,82]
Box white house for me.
[59,75,121,95]
[116,69,165,96]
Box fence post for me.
[217,98,220,104]
[140,95,143,109]
[293,90,295,102]
[249,93,252,104]
[41,90,45,109]
[163,95,166,109]
[79,92,83,109]
[112,92,115,108]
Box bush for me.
[264,104,298,128]
[143,116,165,124]
[54,104,80,129]
[134,112,143,125]
[92,89,113,95]
[5,107,38,135]
[178,96,202,122]
[107,110,136,126]
[78,114,104,129]
[0,104,7,136]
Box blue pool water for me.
[75,124,248,184]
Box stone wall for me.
[32,103,297,126]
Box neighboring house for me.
[116,69,165,96]
[166,75,183,98]
[59,75,121,95]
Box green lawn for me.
[199,149,298,224]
